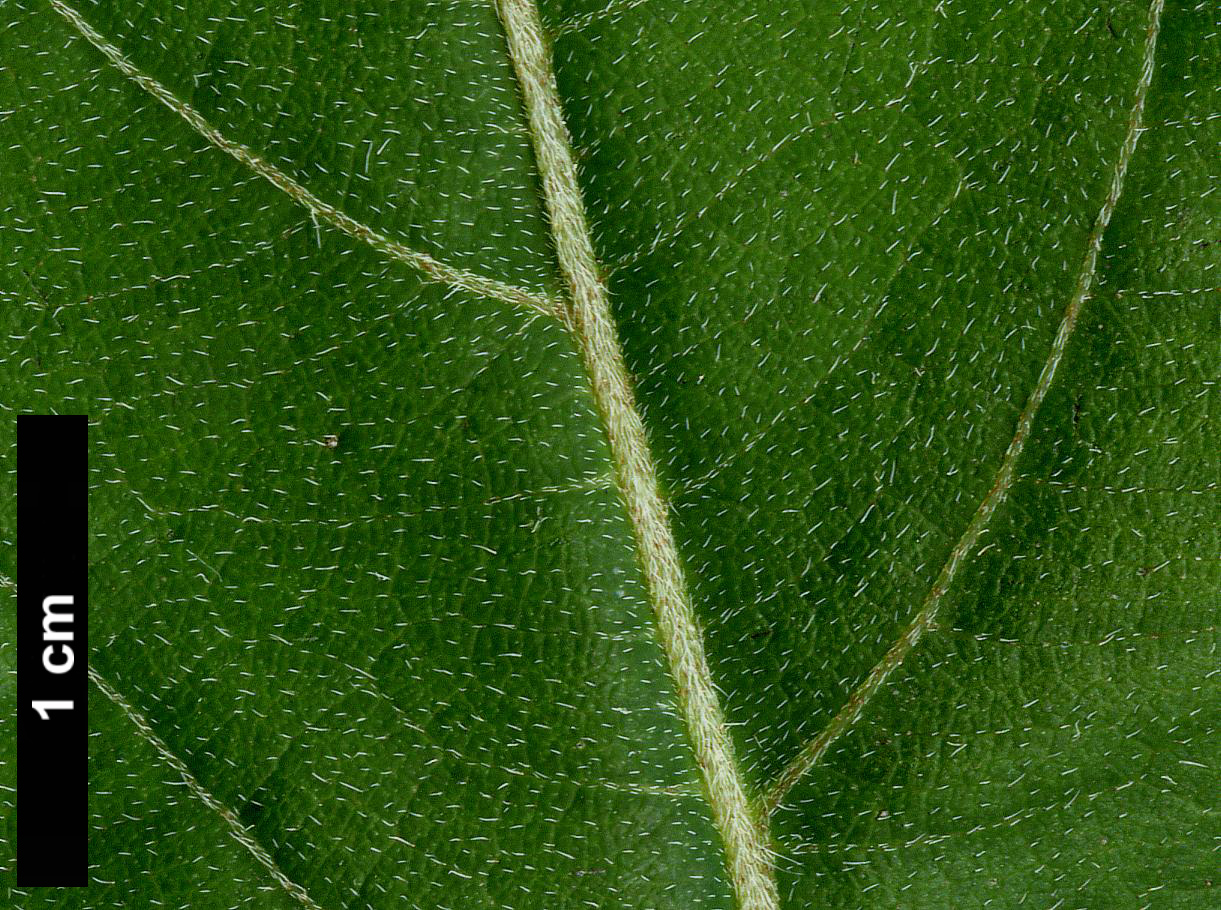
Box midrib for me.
[492,2,780,909]
[48,0,774,900]
[41,0,1169,903]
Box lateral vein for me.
[493,2,779,908]
[761,0,1165,818]
[47,0,561,322]
[88,668,328,909]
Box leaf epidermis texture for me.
[0,0,1217,908]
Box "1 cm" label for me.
[31,594,77,719]
[18,413,88,886]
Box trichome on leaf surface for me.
[0,0,1216,908]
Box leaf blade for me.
[1,0,1215,907]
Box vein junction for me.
[41,0,1169,902]
[494,1,780,908]
[47,0,561,322]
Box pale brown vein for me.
[493,1,779,907]
[89,667,327,910]
[47,0,561,322]
[1,569,321,909]
[762,0,1165,817]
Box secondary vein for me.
[47,0,561,322]
[492,2,780,908]
[762,0,1166,817]
[88,667,329,910]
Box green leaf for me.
[1,0,1215,907]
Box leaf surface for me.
[0,0,1216,908]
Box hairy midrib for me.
[493,2,781,909]
[41,0,1170,904]
[44,0,775,904]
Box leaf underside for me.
[0,1,1216,909]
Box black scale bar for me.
[17,415,88,886]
